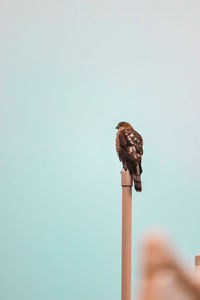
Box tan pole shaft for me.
[195,254,200,273]
[121,169,133,300]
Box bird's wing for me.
[125,128,143,155]
[118,128,143,163]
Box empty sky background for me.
[1,1,200,299]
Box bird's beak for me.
[116,126,119,129]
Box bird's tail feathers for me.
[132,174,142,192]
[132,164,142,192]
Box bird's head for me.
[115,121,133,130]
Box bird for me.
[115,121,143,192]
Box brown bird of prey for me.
[115,121,143,192]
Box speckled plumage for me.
[116,121,143,192]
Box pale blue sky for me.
[0,1,200,299]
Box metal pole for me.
[121,168,133,300]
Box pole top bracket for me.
[121,168,133,187]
